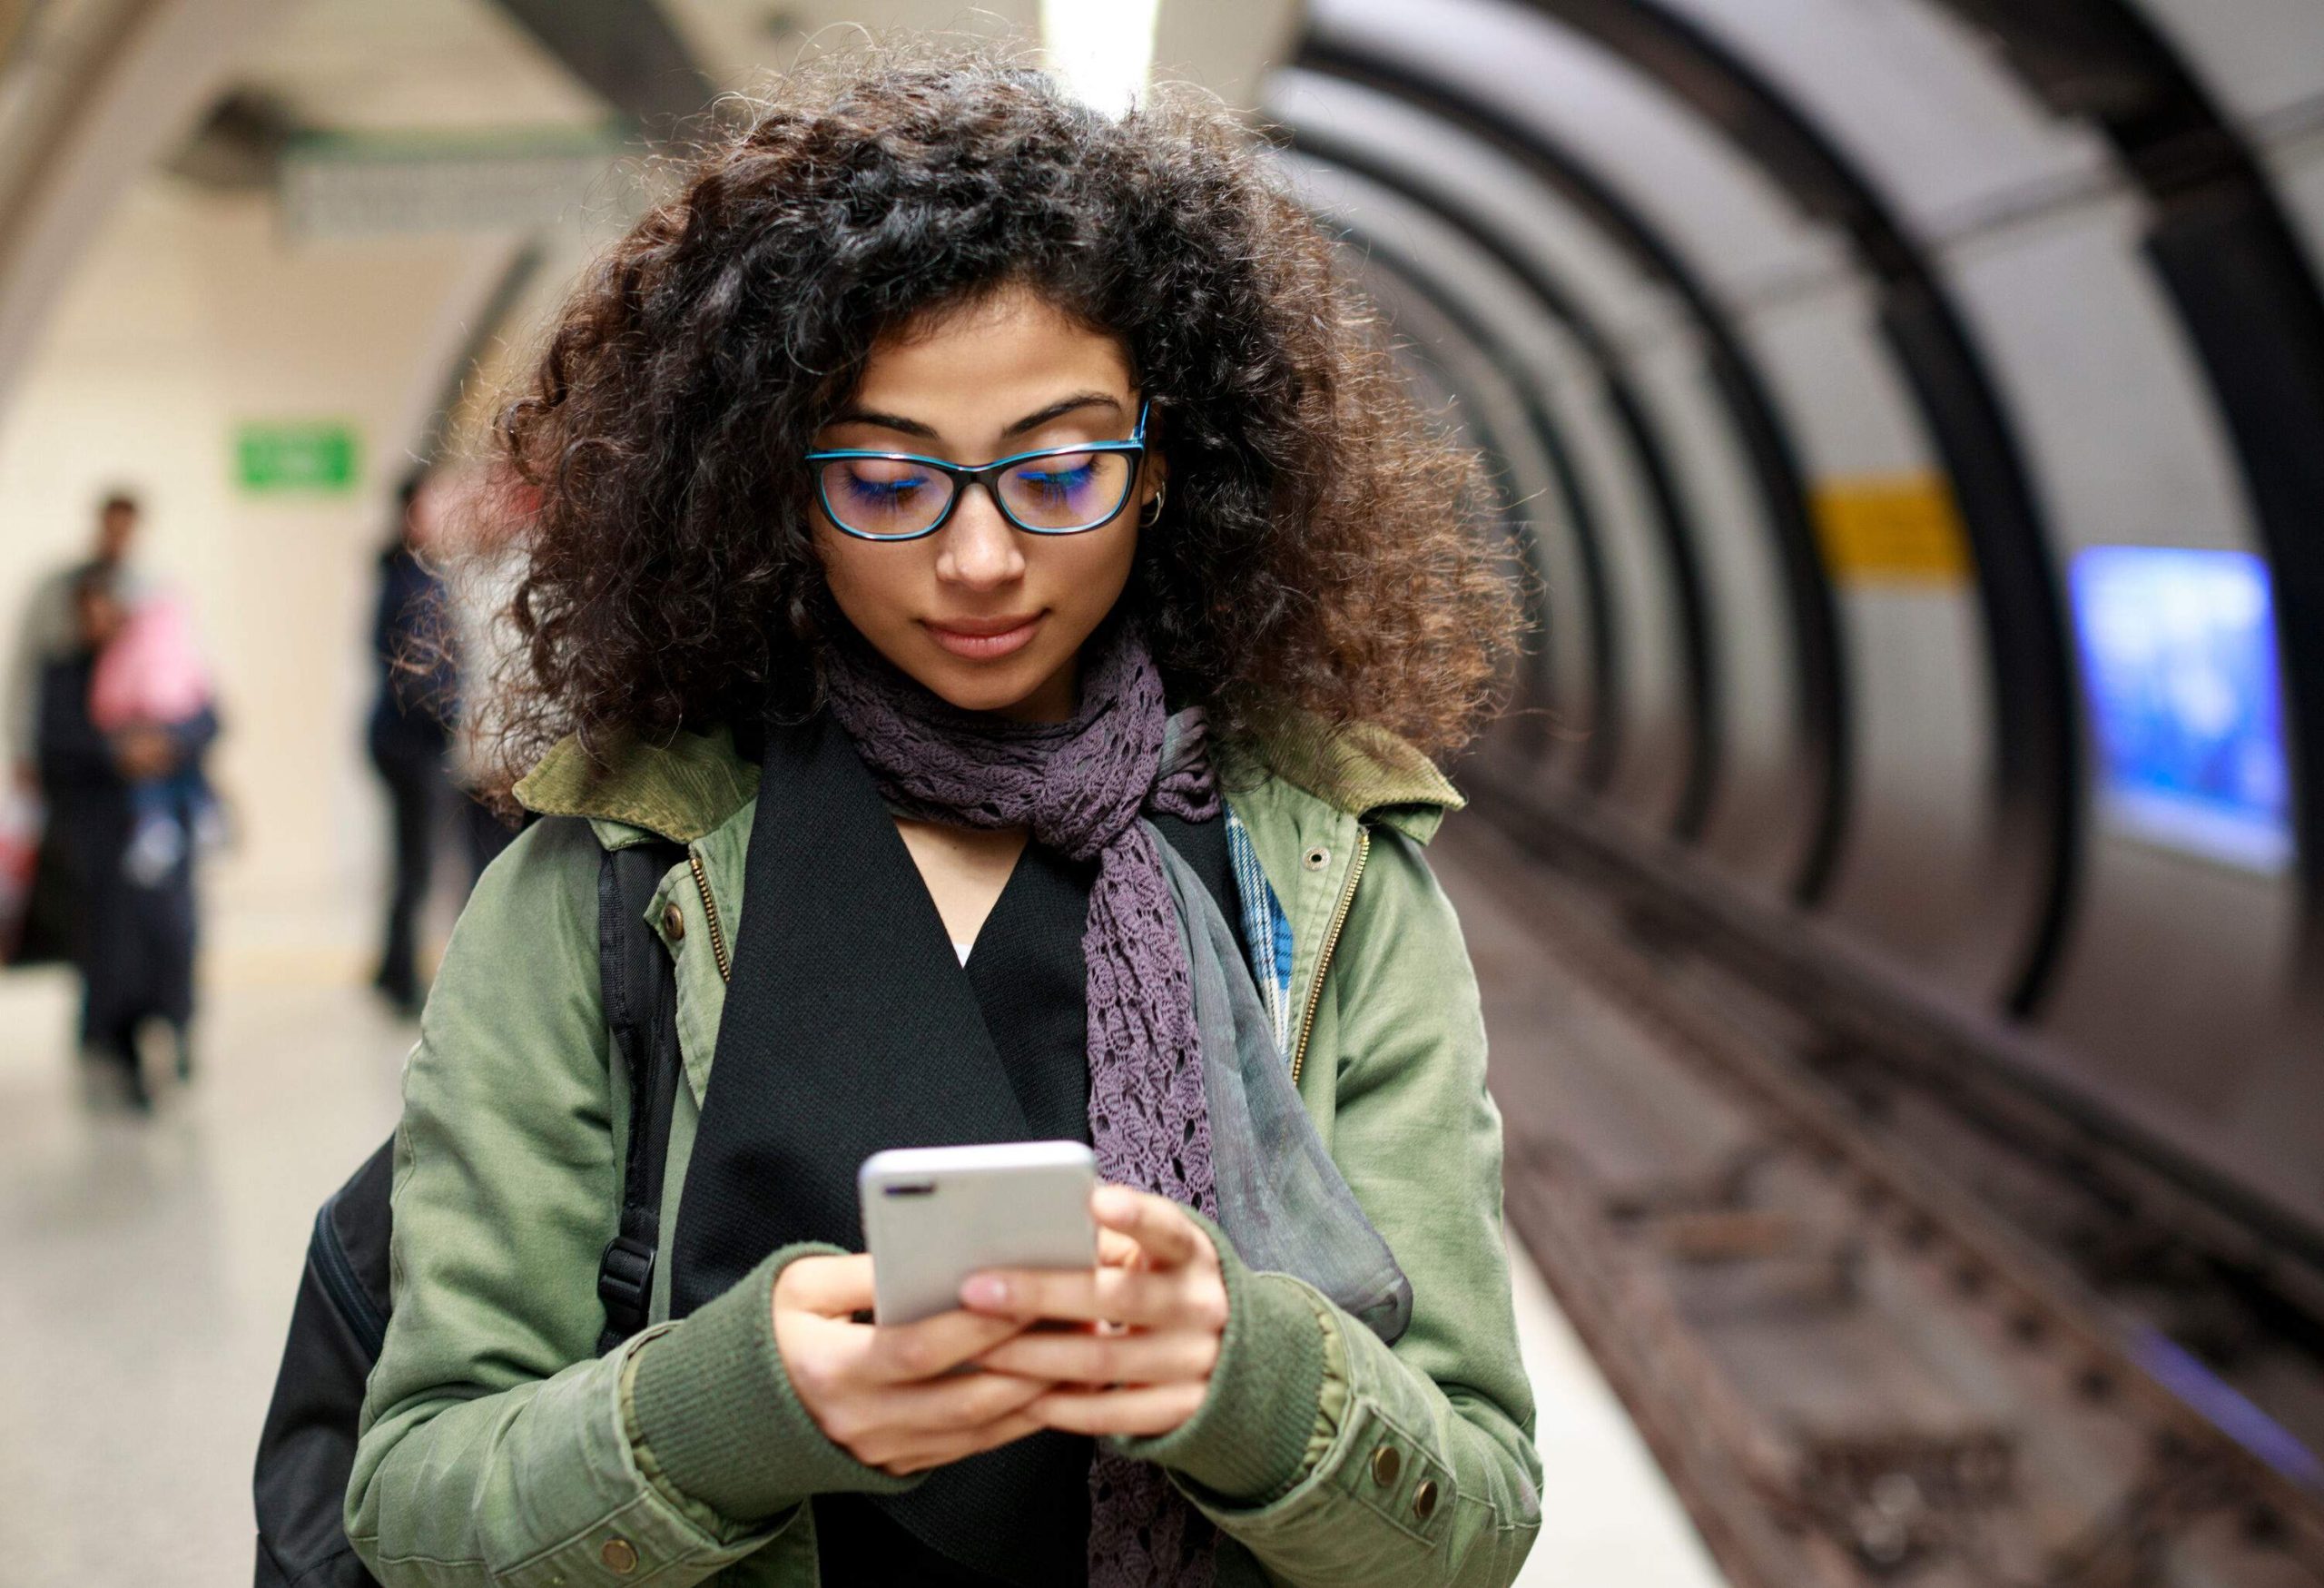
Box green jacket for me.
[347,718,1541,1586]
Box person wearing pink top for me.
[90,588,215,885]
[34,567,220,1109]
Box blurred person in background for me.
[367,469,460,1020]
[5,490,147,790]
[34,566,220,1110]
[90,578,217,885]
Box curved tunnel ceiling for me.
[1279,0,2324,1237]
[1285,153,1647,801]
[1295,0,2076,1014]
[1268,60,1850,903]
[1292,0,2324,1012]
[1285,139,1725,843]
[1345,0,2088,1019]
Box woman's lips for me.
[922,612,1044,660]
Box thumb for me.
[774,1253,876,1317]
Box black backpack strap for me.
[596,839,688,1355]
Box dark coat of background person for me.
[34,649,218,1062]
[366,540,458,1011]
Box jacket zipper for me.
[1290,824,1369,1089]
[687,850,732,982]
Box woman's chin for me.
[907,647,1072,721]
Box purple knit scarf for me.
[823,621,1222,1588]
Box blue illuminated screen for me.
[2070,546,2290,870]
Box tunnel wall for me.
[1279,0,2324,1242]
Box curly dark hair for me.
[478,39,1520,794]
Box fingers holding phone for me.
[771,1252,1050,1475]
[962,1185,1229,1440]
[803,1143,1219,1470]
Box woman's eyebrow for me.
[821,392,1125,443]
[1000,393,1123,437]
[822,408,940,439]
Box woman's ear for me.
[1137,453,1169,528]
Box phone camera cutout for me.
[884,1182,937,1198]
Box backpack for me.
[251,835,687,1588]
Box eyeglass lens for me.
[819,449,1135,538]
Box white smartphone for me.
[858,1140,1099,1326]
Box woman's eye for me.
[842,470,929,501]
[1010,461,1097,498]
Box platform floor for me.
[0,851,1722,1586]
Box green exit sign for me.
[236,421,360,493]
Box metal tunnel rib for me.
[1294,33,1855,908]
[1344,270,1571,762]
[1283,123,1718,839]
[1357,222,1627,794]
[1305,196,1625,789]
[1506,0,2084,1019]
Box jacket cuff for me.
[1109,1211,1336,1504]
[626,1242,919,1522]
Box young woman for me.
[349,46,1539,1588]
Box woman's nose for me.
[934,483,1027,590]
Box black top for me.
[670,716,1242,1588]
[820,814,1240,1587]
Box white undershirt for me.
[953,941,973,966]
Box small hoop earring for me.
[1139,480,1167,528]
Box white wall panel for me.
[1942,195,2294,1108]
[2260,124,2324,289]
[1627,337,1809,887]
[1743,291,2001,991]
[2137,0,2324,126]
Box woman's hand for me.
[962,1185,1228,1439]
[771,1253,1055,1475]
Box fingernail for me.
[962,1275,1007,1308]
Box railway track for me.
[1444,788,2324,1588]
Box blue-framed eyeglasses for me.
[805,399,1150,541]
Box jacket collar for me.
[1219,710,1463,844]
[513,725,761,846]
[514,709,1462,847]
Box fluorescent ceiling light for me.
[1040,0,1162,117]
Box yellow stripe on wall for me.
[1814,472,1973,586]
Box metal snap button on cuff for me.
[1413,1478,1440,1521]
[601,1536,639,1573]
[1303,845,1331,871]
[661,902,686,942]
[1370,1445,1401,1486]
